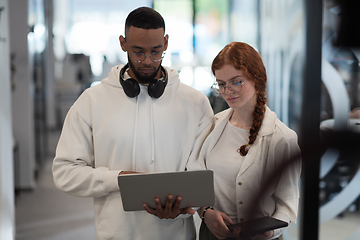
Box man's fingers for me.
[154,198,164,213]
[143,203,156,215]
[162,195,173,218]
[165,195,173,209]
[172,196,181,211]
[179,207,195,215]
[173,196,181,207]
[144,196,190,219]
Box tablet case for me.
[227,216,288,234]
[118,170,215,211]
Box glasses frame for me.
[128,51,165,63]
[211,79,247,95]
[125,40,166,63]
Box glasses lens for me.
[229,80,246,92]
[151,52,165,62]
[211,80,245,94]
[131,53,144,62]
[211,83,221,94]
[131,52,164,62]
[229,82,242,92]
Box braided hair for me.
[211,42,267,156]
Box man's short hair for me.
[125,7,165,35]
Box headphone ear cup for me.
[119,64,168,98]
[122,78,140,98]
[148,80,166,98]
[147,66,168,98]
[119,63,140,98]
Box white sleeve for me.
[273,135,302,223]
[185,96,214,171]
[52,105,121,197]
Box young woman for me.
[196,42,302,240]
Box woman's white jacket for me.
[191,106,302,226]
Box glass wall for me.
[259,0,305,131]
[230,0,259,49]
[55,0,152,77]
[318,1,360,239]
[54,0,261,96]
[259,0,360,239]
[154,0,197,87]
[29,0,48,174]
[154,0,231,94]
[53,0,152,122]
[258,1,305,239]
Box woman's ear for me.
[119,35,127,52]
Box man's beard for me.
[128,58,161,84]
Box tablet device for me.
[118,170,215,211]
[227,216,288,234]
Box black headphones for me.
[119,63,168,98]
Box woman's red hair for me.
[211,42,267,156]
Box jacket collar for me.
[258,106,277,137]
[214,105,277,138]
[207,105,277,176]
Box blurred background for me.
[1,0,360,239]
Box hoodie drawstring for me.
[131,96,139,171]
[131,93,156,171]
[150,98,155,165]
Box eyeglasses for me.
[128,51,165,63]
[211,79,247,94]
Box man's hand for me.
[203,209,233,239]
[143,194,195,219]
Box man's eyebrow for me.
[129,45,163,50]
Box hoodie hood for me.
[101,64,180,88]
[100,64,181,172]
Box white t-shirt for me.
[206,120,249,223]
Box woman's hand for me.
[250,230,274,240]
[203,209,233,239]
[232,230,274,240]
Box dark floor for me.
[15,130,96,240]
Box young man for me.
[52,7,213,240]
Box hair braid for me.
[211,42,268,157]
[238,93,267,156]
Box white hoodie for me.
[52,65,214,240]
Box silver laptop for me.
[118,170,215,211]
